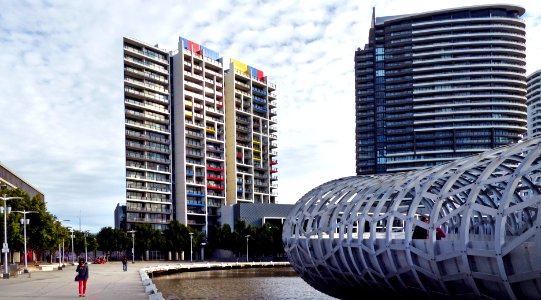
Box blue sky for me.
[1,0,540,232]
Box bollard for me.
[144,283,157,294]
[148,292,164,300]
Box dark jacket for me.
[412,226,428,239]
[76,263,89,280]
[122,257,127,265]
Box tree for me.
[1,187,66,263]
[163,220,188,254]
[132,223,165,259]
[96,227,114,259]
[233,220,251,257]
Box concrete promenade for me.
[0,261,292,299]
[0,262,148,300]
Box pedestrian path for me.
[0,262,147,299]
[0,260,292,299]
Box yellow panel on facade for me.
[231,58,248,74]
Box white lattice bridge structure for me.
[283,137,541,300]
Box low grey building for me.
[0,161,44,201]
[233,203,293,228]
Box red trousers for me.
[79,279,87,295]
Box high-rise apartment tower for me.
[527,70,541,138]
[171,38,226,234]
[355,5,527,175]
[123,38,172,230]
[224,59,278,206]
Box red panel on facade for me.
[257,70,264,80]
[187,40,201,53]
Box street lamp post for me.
[62,239,65,266]
[69,228,75,265]
[1,196,22,279]
[245,235,251,262]
[12,210,37,273]
[84,232,88,263]
[127,230,136,264]
[189,233,194,262]
[58,219,70,267]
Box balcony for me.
[207,185,225,190]
[127,217,169,224]
[207,165,224,171]
[207,175,224,181]
[186,192,205,197]
[126,207,172,214]
[270,168,278,173]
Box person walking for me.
[412,215,429,239]
[412,215,447,240]
[76,258,89,297]
[122,256,128,272]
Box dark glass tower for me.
[355,5,527,175]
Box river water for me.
[152,267,337,300]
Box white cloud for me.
[1,0,540,232]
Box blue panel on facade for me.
[187,192,205,197]
[201,45,220,61]
[248,66,258,78]
[179,37,189,50]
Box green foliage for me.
[96,227,129,254]
[132,223,165,254]
[1,187,286,262]
[207,220,285,258]
[163,220,189,253]
[1,187,68,261]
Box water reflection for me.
[152,267,336,300]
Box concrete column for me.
[174,252,179,261]
[168,251,172,261]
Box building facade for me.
[122,37,278,232]
[224,59,278,207]
[171,38,226,234]
[233,203,292,228]
[123,37,173,230]
[355,5,527,175]
[0,161,44,201]
[527,70,541,138]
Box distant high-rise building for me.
[122,37,278,232]
[355,5,527,175]
[527,70,541,138]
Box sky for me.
[1,0,540,233]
